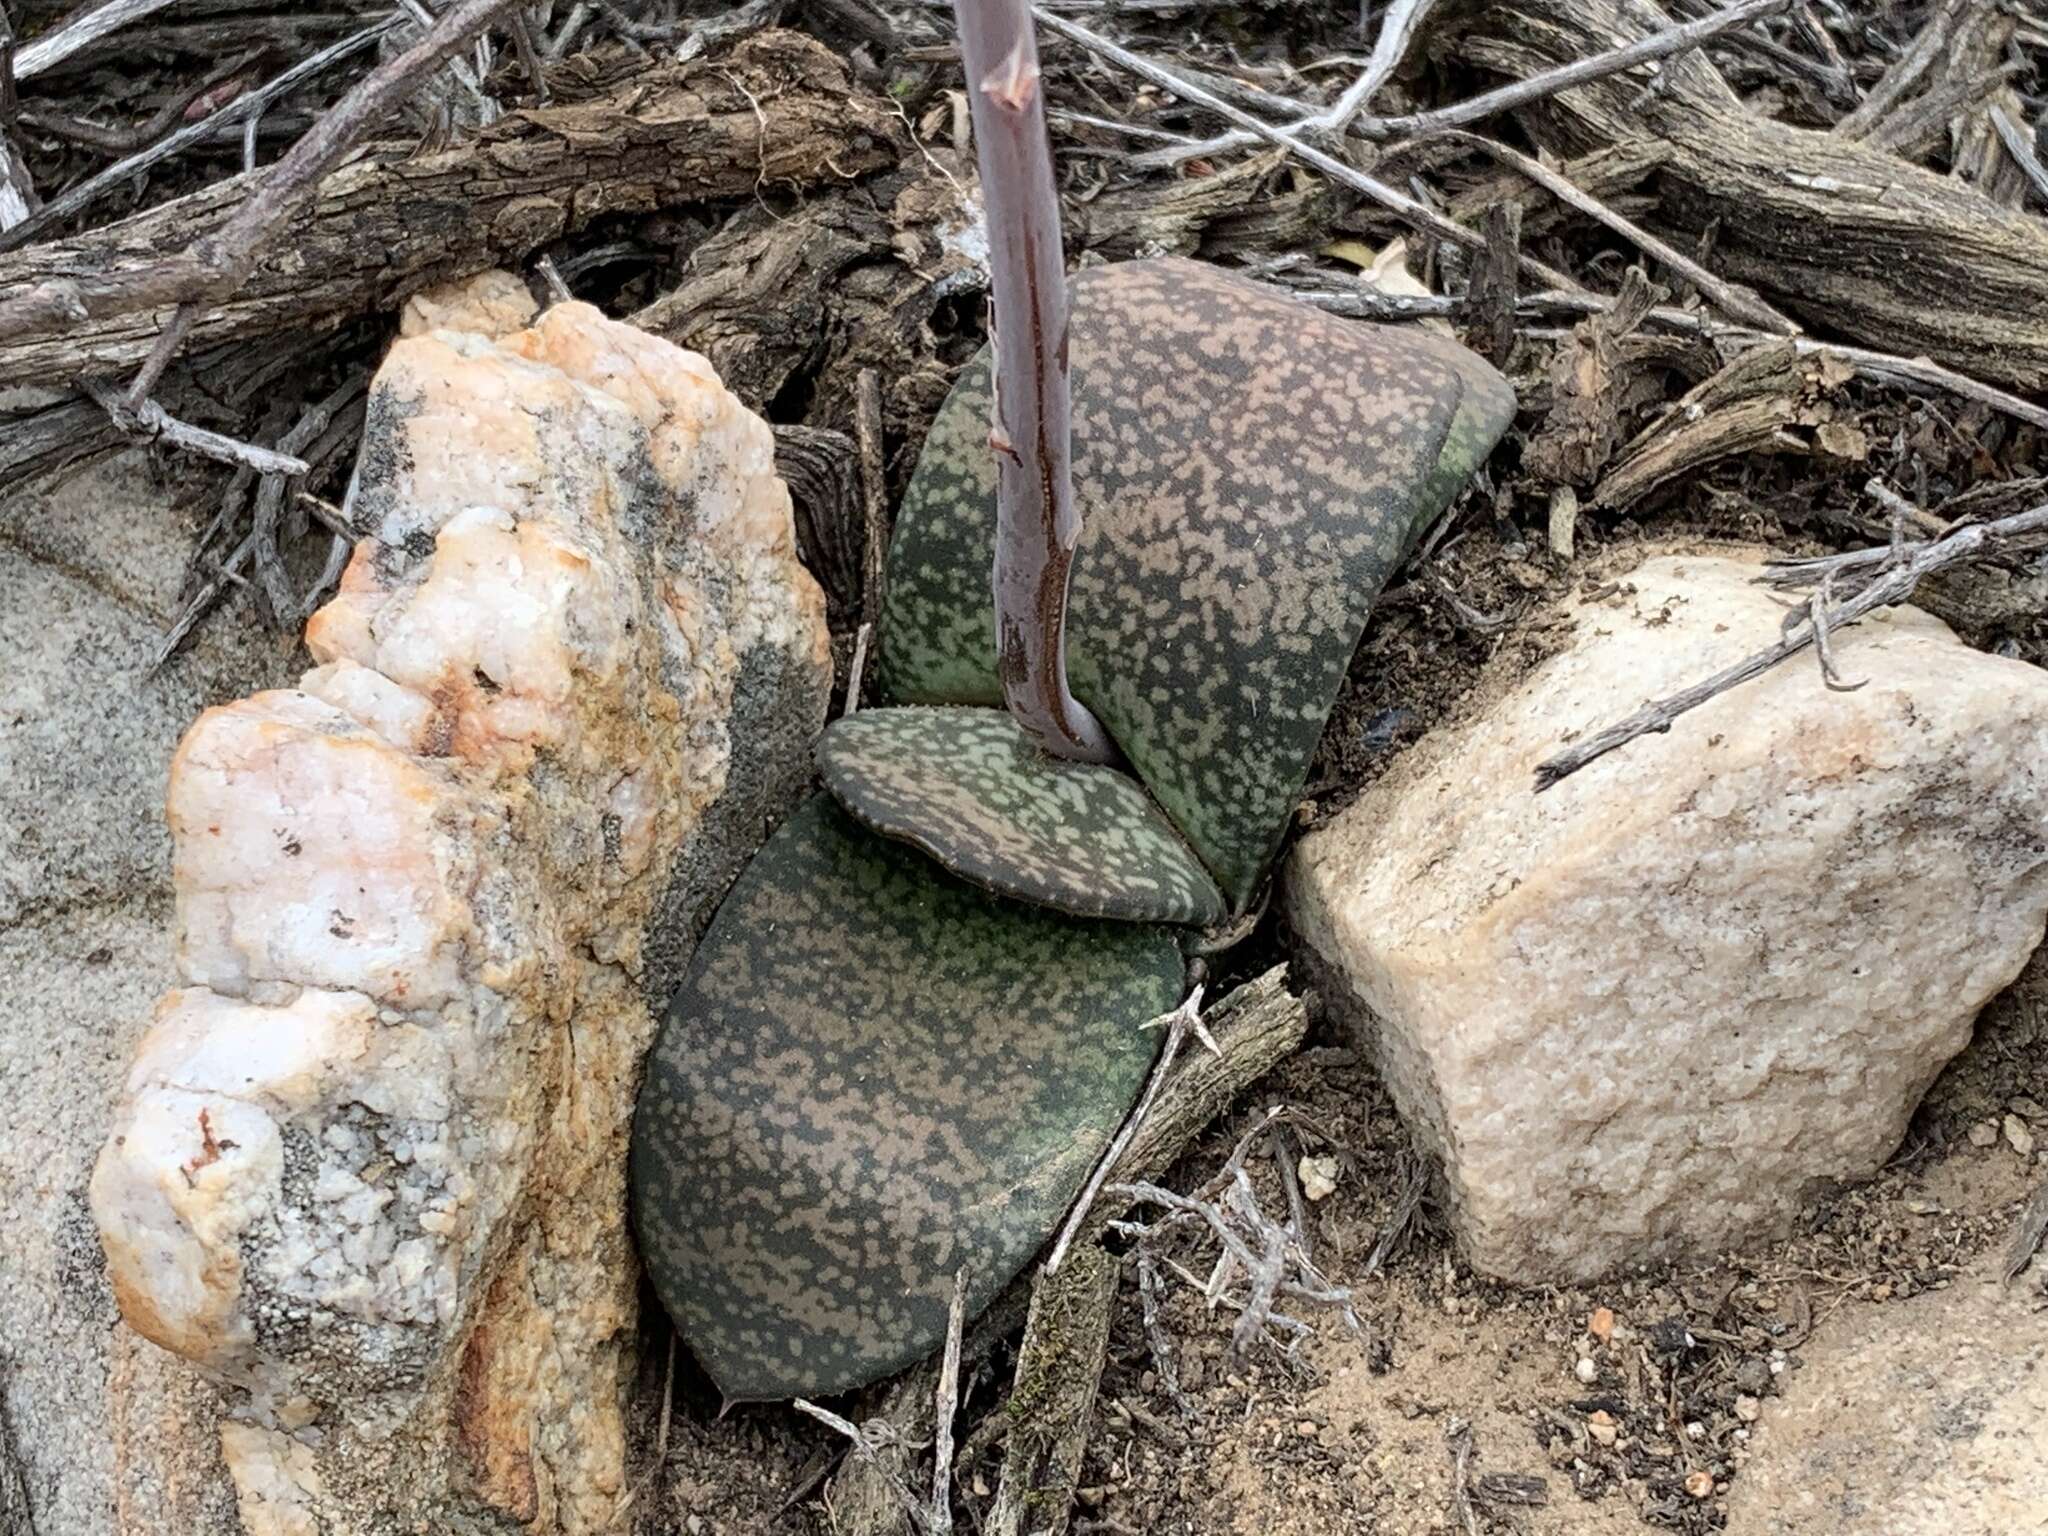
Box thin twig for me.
[855,367,889,638]
[1044,980,1208,1277]
[930,1267,967,1536]
[534,253,573,303]
[678,0,787,63]
[13,0,179,78]
[1533,499,2048,789]
[1989,104,2048,207]
[843,622,873,717]
[1783,338,2048,435]
[1034,9,1578,292]
[1135,0,1791,167]
[18,48,261,154]
[85,381,311,476]
[0,22,30,234]
[0,0,511,343]
[793,1400,932,1535]
[507,3,548,99]
[0,20,393,254]
[1429,129,1798,334]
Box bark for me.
[0,32,902,385]
[1453,0,2048,392]
[986,1246,1117,1536]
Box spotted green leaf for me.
[818,705,1227,925]
[879,258,1515,909]
[630,793,1182,1401]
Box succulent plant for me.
[631,2,1513,1409]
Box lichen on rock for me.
[88,281,829,1533]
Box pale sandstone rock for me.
[88,295,829,1533]
[1,447,301,1536]
[1727,1263,2048,1535]
[1288,550,2048,1282]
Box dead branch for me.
[1136,0,1787,167]
[987,1245,1118,1536]
[1533,497,2048,789]
[0,32,902,384]
[13,0,179,78]
[1033,8,1579,294]
[5,0,517,384]
[1,22,391,253]
[1454,0,2048,393]
[1989,104,2048,209]
[80,380,309,477]
[1427,128,1796,332]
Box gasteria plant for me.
[954,0,1112,764]
[630,7,1517,1403]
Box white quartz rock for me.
[1287,550,2048,1282]
[89,292,830,1534]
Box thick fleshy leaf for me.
[879,258,1515,908]
[630,794,1182,1401]
[818,706,1227,925]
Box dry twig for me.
[13,0,179,78]
[1043,978,1212,1277]
[1136,0,1791,167]
[0,20,392,254]
[1033,8,1577,292]
[0,0,514,371]
[931,1267,967,1536]
[1427,129,1796,334]
[1534,496,2048,789]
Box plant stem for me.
[953,0,1115,763]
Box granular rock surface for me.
[1288,550,2048,1281]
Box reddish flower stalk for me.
[954,0,1116,764]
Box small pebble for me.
[1575,1356,1599,1384]
[1686,1422,1706,1441]
[1298,1154,1340,1202]
[1969,1120,2000,1149]
[1684,1471,1715,1500]
[2006,1114,2037,1158]
[1587,1410,1618,1447]
[1734,1394,1761,1423]
[1588,1306,1615,1343]
[2012,1095,2047,1119]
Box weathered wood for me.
[0,32,902,385]
[1454,0,2048,392]
[986,1246,1117,1536]
[1593,340,1844,509]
